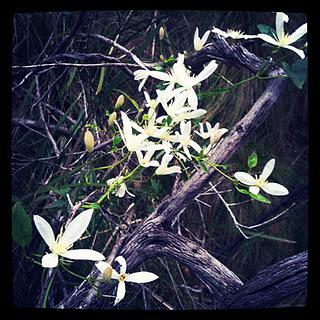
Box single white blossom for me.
[194,27,211,51]
[115,111,149,152]
[175,121,202,160]
[33,209,105,268]
[135,148,160,168]
[234,158,289,196]
[195,122,228,145]
[257,12,307,59]
[155,152,182,175]
[212,26,258,39]
[96,256,159,306]
[107,176,135,198]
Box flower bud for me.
[84,130,95,153]
[159,54,165,61]
[159,26,165,40]
[115,94,125,110]
[102,265,113,282]
[108,111,117,127]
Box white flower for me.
[136,148,160,168]
[234,158,289,196]
[155,152,182,175]
[175,121,202,160]
[133,69,150,92]
[148,53,218,109]
[33,209,105,268]
[195,122,228,145]
[159,90,207,124]
[115,111,149,152]
[257,12,307,59]
[212,26,258,40]
[194,27,211,51]
[96,256,159,306]
[107,176,135,198]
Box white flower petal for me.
[60,209,94,247]
[195,60,218,83]
[260,159,275,181]
[201,30,211,45]
[211,26,229,38]
[284,45,305,59]
[287,23,307,44]
[149,70,173,82]
[249,186,260,195]
[126,271,159,283]
[96,261,111,274]
[111,269,119,280]
[33,215,55,248]
[116,184,126,198]
[115,256,127,274]
[42,253,59,268]
[61,249,105,261]
[187,89,198,109]
[114,281,126,306]
[276,12,289,40]
[189,140,202,153]
[261,182,289,196]
[258,33,279,46]
[234,172,256,185]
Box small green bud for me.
[108,111,117,127]
[115,94,125,110]
[102,266,113,282]
[84,130,95,153]
[159,26,165,41]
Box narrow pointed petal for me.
[187,89,198,109]
[61,249,105,261]
[60,209,94,247]
[260,159,275,181]
[257,33,279,46]
[249,186,260,195]
[42,253,59,268]
[138,78,147,92]
[116,185,126,198]
[33,215,55,248]
[201,30,211,45]
[276,12,289,40]
[96,261,111,274]
[284,45,305,59]
[115,256,127,274]
[234,172,256,185]
[261,182,289,196]
[189,140,202,153]
[195,60,218,83]
[287,23,307,44]
[114,281,126,306]
[149,70,173,82]
[156,166,181,175]
[126,271,159,283]
[211,26,229,38]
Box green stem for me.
[203,159,237,182]
[42,269,56,308]
[60,262,89,280]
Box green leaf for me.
[249,192,271,204]
[235,187,271,204]
[82,202,101,210]
[257,24,276,36]
[95,67,106,95]
[112,135,122,147]
[282,58,307,90]
[198,160,209,173]
[153,65,163,71]
[151,178,160,193]
[247,152,258,169]
[12,202,32,247]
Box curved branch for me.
[224,250,308,309]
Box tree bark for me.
[224,251,308,309]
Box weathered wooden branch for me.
[56,35,297,310]
[224,250,308,309]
